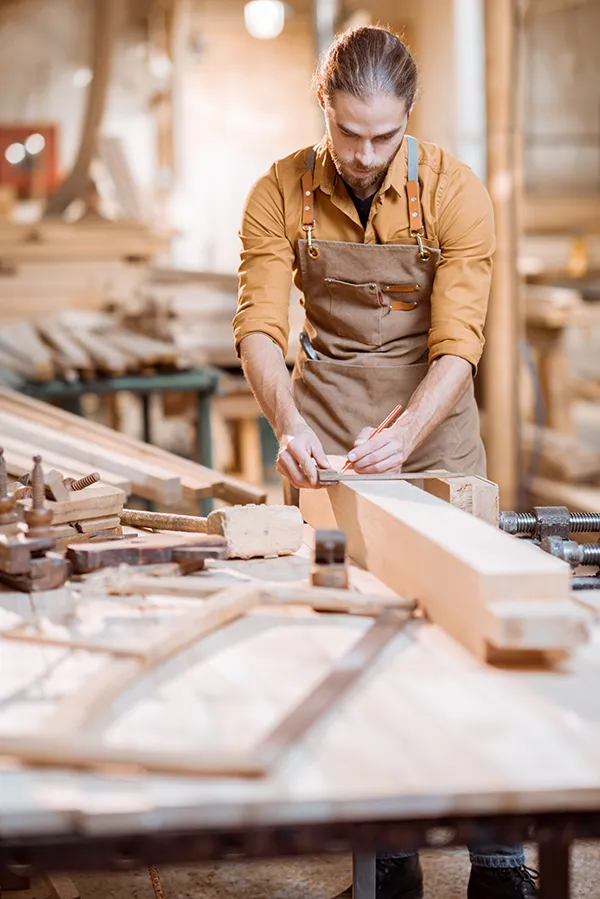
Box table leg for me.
[539,838,570,899]
[141,394,151,445]
[352,853,376,899]
[197,391,213,469]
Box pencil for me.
[340,404,404,473]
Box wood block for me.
[0,320,54,381]
[75,515,122,533]
[20,483,125,526]
[300,477,586,662]
[207,504,304,559]
[66,534,227,573]
[44,469,70,502]
[424,475,500,526]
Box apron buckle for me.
[412,230,431,262]
[303,223,320,259]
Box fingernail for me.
[348,452,356,462]
[355,439,365,446]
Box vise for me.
[499,505,600,589]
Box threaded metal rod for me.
[70,472,101,491]
[569,513,600,533]
[498,511,537,534]
[500,509,600,535]
[31,455,45,509]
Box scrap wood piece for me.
[0,388,263,506]
[300,476,586,662]
[67,534,226,573]
[0,409,180,505]
[256,610,408,766]
[0,734,266,779]
[48,584,262,733]
[102,572,414,615]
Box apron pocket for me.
[325,278,382,347]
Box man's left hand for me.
[346,425,413,474]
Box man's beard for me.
[327,135,389,195]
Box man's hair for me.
[314,25,418,110]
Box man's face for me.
[322,91,408,196]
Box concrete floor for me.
[31,843,596,899]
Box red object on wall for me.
[0,124,58,198]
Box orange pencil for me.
[340,404,404,472]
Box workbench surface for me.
[0,533,599,850]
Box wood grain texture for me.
[300,477,586,661]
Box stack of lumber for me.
[522,281,600,509]
[0,388,266,507]
[122,269,305,368]
[0,311,187,384]
[0,219,169,263]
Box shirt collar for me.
[312,134,410,197]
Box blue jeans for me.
[381,844,525,869]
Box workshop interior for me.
[0,1,599,899]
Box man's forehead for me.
[328,91,407,137]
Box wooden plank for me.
[300,478,585,662]
[0,410,180,504]
[0,321,54,381]
[0,388,264,505]
[76,515,121,534]
[37,317,95,378]
[0,434,131,492]
[256,610,407,767]
[66,328,130,376]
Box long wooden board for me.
[300,477,588,661]
[0,409,180,505]
[0,388,266,506]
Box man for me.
[234,24,537,899]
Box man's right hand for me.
[276,424,330,488]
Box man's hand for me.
[276,424,330,488]
[346,424,413,474]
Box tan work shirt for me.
[234,137,494,370]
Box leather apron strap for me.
[301,138,431,261]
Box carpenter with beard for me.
[234,32,536,895]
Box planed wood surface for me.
[20,483,126,527]
[0,532,599,834]
[300,476,586,661]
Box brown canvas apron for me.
[291,135,486,476]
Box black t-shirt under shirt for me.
[343,180,377,229]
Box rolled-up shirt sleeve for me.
[427,164,495,372]
[234,164,294,357]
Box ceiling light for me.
[244,1,285,39]
[5,143,26,165]
[25,133,46,155]
[72,67,93,88]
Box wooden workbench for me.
[0,529,599,899]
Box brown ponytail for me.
[314,26,418,110]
